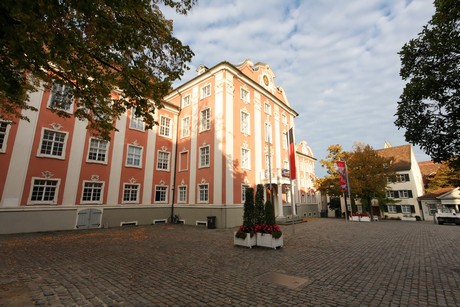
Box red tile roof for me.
[376,144,411,171]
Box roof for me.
[376,144,411,171]
[418,161,442,177]
[418,187,456,200]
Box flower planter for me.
[234,232,257,248]
[256,233,283,249]
[360,216,371,222]
[350,216,360,222]
[401,217,416,222]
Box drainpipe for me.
[170,91,181,223]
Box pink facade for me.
[0,60,318,231]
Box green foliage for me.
[254,184,265,225]
[328,197,341,211]
[395,0,460,170]
[0,0,196,139]
[264,200,276,225]
[243,187,255,228]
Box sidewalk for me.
[1,218,459,306]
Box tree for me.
[264,200,276,226]
[346,144,395,213]
[426,162,460,192]
[243,187,255,228]
[0,0,195,139]
[254,184,265,225]
[315,144,348,196]
[395,0,460,169]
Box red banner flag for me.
[336,161,347,192]
[288,128,296,180]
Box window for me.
[428,204,437,216]
[200,108,211,132]
[199,145,210,168]
[48,83,73,112]
[399,190,413,198]
[178,186,187,203]
[126,145,142,167]
[81,181,103,204]
[264,103,271,115]
[240,111,250,135]
[282,114,287,125]
[179,151,189,171]
[87,138,108,163]
[0,121,10,153]
[386,190,397,198]
[241,148,250,169]
[201,84,211,99]
[283,132,288,149]
[39,129,67,159]
[159,116,172,137]
[396,174,410,182]
[155,186,168,203]
[181,117,190,138]
[123,184,139,203]
[182,95,191,107]
[265,122,272,143]
[241,184,249,203]
[130,109,145,131]
[198,184,209,203]
[29,178,59,204]
[240,88,249,103]
[387,204,397,213]
[157,151,170,170]
[401,205,412,214]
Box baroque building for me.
[0,59,318,233]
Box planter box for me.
[256,233,283,249]
[350,216,360,222]
[360,216,371,222]
[401,217,416,222]
[234,232,257,248]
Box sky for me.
[164,0,436,178]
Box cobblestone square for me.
[1,218,459,306]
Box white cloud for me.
[165,0,436,177]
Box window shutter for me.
[383,205,388,212]
[396,205,402,213]
[411,205,416,213]
[408,190,413,198]
[405,174,410,181]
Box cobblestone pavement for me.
[1,218,460,306]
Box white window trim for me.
[179,150,189,172]
[198,183,209,203]
[240,110,250,135]
[200,84,211,99]
[241,148,251,170]
[281,114,287,125]
[178,185,187,204]
[200,108,211,132]
[159,115,172,138]
[400,190,409,198]
[240,87,250,103]
[241,184,250,204]
[27,177,61,205]
[86,137,109,164]
[199,145,211,168]
[80,180,104,204]
[401,205,412,214]
[264,102,272,115]
[37,128,68,160]
[47,83,74,113]
[181,116,190,138]
[156,150,171,171]
[129,109,145,131]
[265,122,272,143]
[387,204,397,213]
[126,144,143,168]
[122,183,140,204]
[0,121,11,153]
[182,94,191,108]
[154,185,168,204]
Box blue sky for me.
[164,0,436,177]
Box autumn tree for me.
[0,0,195,139]
[395,0,460,170]
[316,144,349,197]
[426,162,460,192]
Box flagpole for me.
[345,161,352,217]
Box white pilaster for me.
[214,72,224,205]
[142,125,157,205]
[254,93,262,183]
[106,115,127,205]
[1,88,43,207]
[225,73,234,205]
[189,87,199,204]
